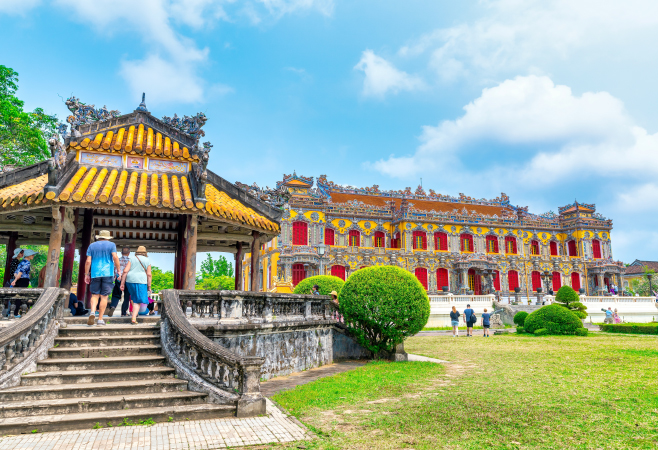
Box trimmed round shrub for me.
[293,275,345,296]
[339,265,429,354]
[524,304,584,335]
[575,328,588,337]
[514,311,529,326]
[534,328,549,336]
[516,326,525,334]
[554,286,587,319]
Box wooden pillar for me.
[235,242,243,291]
[249,231,261,292]
[3,232,18,286]
[44,206,64,288]
[174,215,188,290]
[60,209,79,291]
[183,215,198,290]
[77,209,94,306]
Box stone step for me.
[0,379,188,402]
[0,403,236,435]
[58,324,160,337]
[53,334,160,348]
[48,344,162,359]
[63,316,160,325]
[20,366,175,386]
[0,391,208,419]
[37,356,165,372]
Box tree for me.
[523,304,585,335]
[196,275,234,291]
[196,254,234,290]
[0,66,58,170]
[554,286,587,319]
[339,265,430,354]
[151,267,174,293]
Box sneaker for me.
[87,315,96,326]
[107,307,116,317]
[97,320,106,326]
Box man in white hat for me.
[84,230,120,326]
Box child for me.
[481,308,491,337]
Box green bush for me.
[513,311,529,326]
[575,328,588,336]
[524,304,584,335]
[516,326,524,334]
[293,275,345,295]
[339,265,429,354]
[534,328,549,336]
[599,323,658,334]
[554,286,587,319]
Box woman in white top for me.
[120,246,152,324]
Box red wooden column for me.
[3,232,18,286]
[77,209,94,306]
[60,209,79,291]
[249,231,261,292]
[234,242,243,291]
[174,215,188,290]
[183,215,198,290]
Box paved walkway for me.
[0,399,309,450]
[261,361,366,397]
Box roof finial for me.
[136,93,148,112]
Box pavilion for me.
[0,94,281,302]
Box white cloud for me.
[400,0,658,81]
[354,50,424,99]
[0,0,40,14]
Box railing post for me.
[263,298,272,323]
[236,357,266,418]
[304,300,312,320]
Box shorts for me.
[467,321,476,327]
[483,325,490,329]
[451,320,459,327]
[90,276,114,296]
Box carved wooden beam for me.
[197,232,253,243]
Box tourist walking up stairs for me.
[121,246,152,325]
[84,230,120,326]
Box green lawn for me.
[271,332,658,450]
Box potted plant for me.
[536,287,543,293]
[442,286,449,292]
[514,287,521,293]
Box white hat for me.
[23,249,37,257]
[13,248,23,258]
[95,230,113,240]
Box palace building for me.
[240,173,624,296]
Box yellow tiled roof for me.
[0,174,48,208]
[205,185,280,232]
[69,124,198,162]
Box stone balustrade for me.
[0,289,45,320]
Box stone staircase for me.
[0,317,235,435]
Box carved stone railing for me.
[0,288,68,389]
[175,290,332,323]
[160,290,266,417]
[0,289,45,319]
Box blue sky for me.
[2,0,658,269]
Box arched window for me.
[391,232,401,249]
[460,234,474,252]
[373,231,385,248]
[292,221,308,246]
[348,230,360,247]
[531,270,541,291]
[493,270,501,291]
[292,263,306,286]
[508,270,519,291]
[415,268,428,290]
[324,228,335,246]
[592,239,602,259]
[436,268,449,291]
[571,272,581,291]
[435,232,448,251]
[505,236,517,254]
[552,271,561,291]
[550,241,558,256]
[412,231,427,250]
[530,240,540,256]
[486,235,499,253]
[331,265,346,281]
[567,240,578,257]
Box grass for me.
[272,333,658,450]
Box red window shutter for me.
[486,235,498,253]
[415,268,428,290]
[508,270,519,290]
[552,272,561,291]
[571,272,581,291]
[592,240,602,259]
[435,232,448,251]
[505,237,517,254]
[373,231,385,248]
[348,230,360,247]
[568,240,578,257]
[324,228,335,246]
[422,233,427,249]
[493,270,501,291]
[550,241,558,256]
[436,268,449,290]
[292,263,306,286]
[292,222,308,246]
[460,234,473,252]
[531,240,539,256]
[531,271,541,291]
[331,265,346,281]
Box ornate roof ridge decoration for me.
[235,181,292,210]
[161,111,207,142]
[316,174,512,207]
[277,171,314,188]
[558,200,596,214]
[66,96,121,128]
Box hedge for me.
[598,323,658,335]
[339,265,430,354]
[523,304,584,335]
[534,328,549,336]
[514,311,529,326]
[293,275,345,296]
